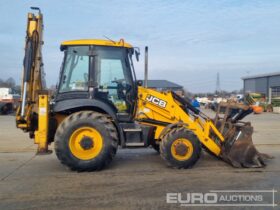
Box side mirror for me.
[137,80,143,86]
[134,47,140,62]
[135,51,140,61]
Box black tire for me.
[54,111,118,171]
[160,127,201,169]
[151,143,160,153]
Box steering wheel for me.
[112,79,131,100]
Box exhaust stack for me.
[144,46,148,88]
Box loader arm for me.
[136,86,225,156]
[136,87,271,167]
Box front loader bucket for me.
[220,124,272,168]
[214,102,273,168]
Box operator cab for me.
[55,39,138,121]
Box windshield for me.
[59,46,89,93]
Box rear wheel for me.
[160,127,201,168]
[54,111,118,171]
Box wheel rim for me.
[69,127,103,160]
[171,138,193,161]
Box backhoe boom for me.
[16,8,46,132]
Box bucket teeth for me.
[214,101,272,168]
[220,125,273,168]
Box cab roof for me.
[61,39,133,48]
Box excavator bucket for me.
[214,102,273,168]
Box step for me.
[125,142,145,147]
[123,128,142,132]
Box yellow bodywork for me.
[61,39,133,48]
[16,13,44,124]
[136,86,224,156]
[29,85,226,157]
[34,93,49,152]
[16,12,49,153]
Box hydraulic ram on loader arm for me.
[16,7,50,153]
[136,87,225,156]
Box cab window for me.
[59,46,89,92]
[96,47,133,112]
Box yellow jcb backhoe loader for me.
[16,8,271,171]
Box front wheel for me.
[54,111,118,171]
[160,127,201,169]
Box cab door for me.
[93,46,136,118]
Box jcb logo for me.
[146,95,167,108]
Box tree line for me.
[0,77,21,94]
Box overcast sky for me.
[1,0,280,93]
